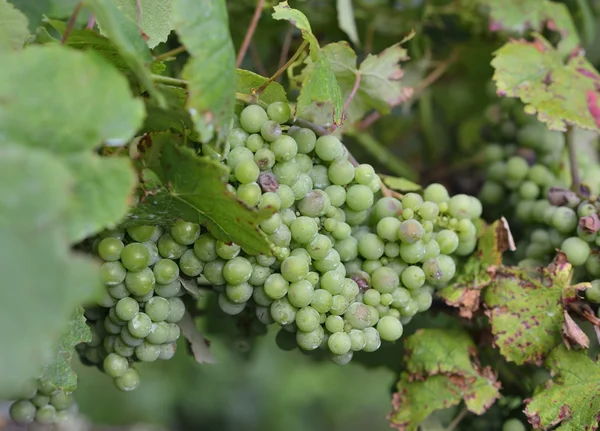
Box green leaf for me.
[272,1,320,60]
[0,45,145,152]
[125,133,275,255]
[476,0,579,55]
[0,145,100,397]
[438,219,513,318]
[107,0,173,48]
[483,253,589,365]
[524,346,600,431]
[492,35,600,132]
[40,307,91,393]
[0,0,29,51]
[389,329,500,431]
[237,69,288,105]
[173,0,236,144]
[8,0,51,30]
[379,175,421,192]
[389,374,462,431]
[85,0,165,106]
[336,0,359,45]
[142,86,194,134]
[63,154,137,243]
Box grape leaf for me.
[63,154,137,243]
[524,346,600,431]
[272,2,343,124]
[141,87,195,134]
[85,0,165,107]
[0,0,29,51]
[379,175,421,192]
[173,0,236,144]
[389,329,500,431]
[7,0,51,30]
[336,0,359,45]
[477,0,579,55]
[237,69,288,105]
[125,133,275,255]
[40,307,91,393]
[438,218,513,318]
[0,145,100,397]
[0,45,145,152]
[483,253,590,365]
[492,35,600,132]
[106,0,173,49]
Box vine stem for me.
[154,46,187,62]
[151,74,188,88]
[61,2,83,44]
[444,407,469,431]
[566,125,580,190]
[256,40,309,96]
[339,73,361,125]
[236,0,265,67]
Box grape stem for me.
[566,125,581,191]
[154,46,187,62]
[151,74,188,88]
[256,40,309,96]
[236,0,265,67]
[444,407,469,431]
[61,2,83,45]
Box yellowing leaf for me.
[483,253,589,365]
[492,35,600,132]
[524,346,600,431]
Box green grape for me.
[290,216,318,244]
[401,266,425,290]
[305,271,320,286]
[298,189,330,217]
[260,213,283,234]
[315,135,343,161]
[279,255,308,282]
[115,297,139,321]
[264,273,289,299]
[295,306,320,332]
[166,297,185,323]
[419,201,440,220]
[377,316,403,341]
[126,226,155,243]
[328,331,352,355]
[125,267,155,296]
[107,283,129,300]
[436,229,459,254]
[330,294,349,315]
[273,159,300,186]
[245,133,264,152]
[377,217,402,242]
[222,257,253,285]
[146,321,169,344]
[146,296,171,322]
[98,237,124,262]
[31,394,50,408]
[447,194,474,219]
[103,352,129,378]
[399,241,426,264]
[357,234,385,260]
[320,270,344,295]
[371,267,400,293]
[127,312,152,338]
[479,180,505,204]
[344,207,369,226]
[158,233,187,259]
[371,197,403,221]
[585,252,600,277]
[324,185,345,208]
[346,185,374,212]
[240,104,268,133]
[252,286,273,307]
[267,101,291,124]
[519,180,540,200]
[114,368,140,392]
[552,206,578,233]
[225,282,253,303]
[502,418,526,431]
[254,147,276,171]
[561,236,590,266]
[414,290,433,312]
[152,259,179,285]
[287,280,314,308]
[35,405,57,424]
[423,239,441,260]
[237,182,262,206]
[402,192,423,210]
[166,323,181,343]
[227,127,249,148]
[270,297,297,325]
[585,280,600,303]
[391,287,411,308]
[97,288,118,308]
[306,234,333,260]
[505,156,529,182]
[235,159,260,184]
[290,127,317,153]
[334,236,358,262]
[50,391,73,410]
[270,135,297,161]
[328,159,355,185]
[277,184,295,209]
[135,341,161,362]
[249,264,272,286]
[311,289,333,313]
[362,327,381,352]
[332,222,352,240]
[325,315,345,333]
[398,219,425,244]
[455,238,477,256]
[344,302,370,329]
[155,280,181,298]
[296,326,325,351]
[457,218,477,242]
[259,191,283,212]
[178,249,204,277]
[218,293,246,315]
[113,336,135,357]
[578,201,596,217]
[341,278,359,301]
[363,289,381,306]
[354,164,376,185]
[268,224,292,247]
[100,261,127,286]
[295,153,313,174]
[170,219,201,245]
[261,120,282,142]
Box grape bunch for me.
[9,379,76,426]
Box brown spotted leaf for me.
[389,329,500,430]
[438,219,512,318]
[484,253,589,365]
[524,345,600,431]
[492,35,600,132]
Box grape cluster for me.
[9,379,76,426]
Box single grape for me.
[273,159,300,186]
[135,341,161,362]
[270,297,297,325]
[270,135,297,161]
[436,229,459,254]
[261,120,283,142]
[178,249,204,277]
[377,316,403,341]
[254,147,276,171]
[505,156,529,182]
[267,101,291,124]
[398,219,425,244]
[115,297,139,321]
[127,225,156,242]
[401,266,425,290]
[357,234,385,260]
[166,297,185,323]
[295,306,320,332]
[157,233,187,259]
[552,206,578,233]
[222,257,253,285]
[354,164,376,185]
[114,368,140,392]
[50,391,73,410]
[290,216,319,244]
[31,394,50,408]
[291,128,317,153]
[399,241,426,264]
[296,326,325,350]
[377,217,402,242]
[125,267,155,296]
[328,332,351,355]
[100,261,127,286]
[225,282,253,304]
[153,259,179,285]
[103,353,129,378]
[98,237,124,262]
[35,405,57,424]
[113,336,135,357]
[281,256,310,282]
[328,159,355,185]
[371,267,400,294]
[561,236,590,266]
[315,135,343,162]
[155,280,181,298]
[240,105,268,133]
[502,418,526,431]
[311,289,333,313]
[362,327,381,352]
[146,296,171,322]
[346,185,374,212]
[127,312,153,338]
[298,189,330,217]
[245,133,264,152]
[170,219,201,245]
[228,127,249,148]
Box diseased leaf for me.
[124,133,275,255]
[0,145,100,397]
[477,0,579,55]
[63,154,137,243]
[0,0,29,51]
[380,175,421,192]
[237,69,288,105]
[85,0,165,106]
[107,0,173,48]
[438,219,513,318]
[173,0,236,144]
[40,307,91,393]
[336,0,359,45]
[389,329,500,431]
[492,35,600,132]
[483,253,589,365]
[0,45,145,152]
[524,346,600,431]
[179,311,215,364]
